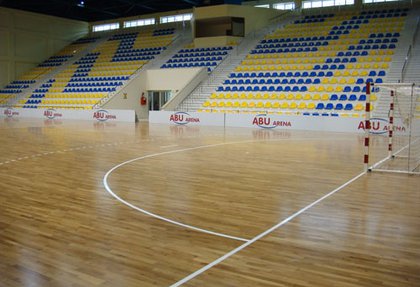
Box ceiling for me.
[0,0,251,22]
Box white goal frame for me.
[364,82,420,175]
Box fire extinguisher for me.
[140,92,147,106]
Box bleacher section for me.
[0,36,99,107]
[14,28,175,110]
[199,9,407,117]
[161,44,234,72]
[20,36,99,81]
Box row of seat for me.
[243,56,390,65]
[229,70,386,78]
[62,87,117,93]
[68,76,130,82]
[202,100,368,112]
[223,78,382,86]
[173,51,230,58]
[179,46,233,53]
[261,35,339,43]
[30,93,106,99]
[216,85,373,93]
[66,82,124,87]
[167,56,223,63]
[162,62,218,69]
[0,89,23,94]
[21,105,94,109]
[210,92,373,102]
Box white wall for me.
[103,68,207,120]
[146,68,205,90]
[0,7,88,88]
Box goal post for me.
[365,82,420,175]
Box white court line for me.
[0,140,137,167]
[170,171,366,287]
[160,144,179,149]
[103,140,265,242]
[103,137,338,243]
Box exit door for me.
[148,91,171,111]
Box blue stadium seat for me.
[344,103,353,110]
[349,94,357,101]
[330,94,338,101]
[339,94,348,101]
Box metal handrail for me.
[401,16,420,82]
[401,45,412,82]
[413,16,420,46]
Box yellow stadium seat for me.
[355,103,364,111]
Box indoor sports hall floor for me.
[0,119,419,287]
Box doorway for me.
[148,91,171,111]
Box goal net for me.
[367,83,420,175]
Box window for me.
[124,18,155,28]
[160,13,192,24]
[273,2,295,10]
[255,4,270,8]
[92,23,120,32]
[363,0,399,3]
[302,0,354,8]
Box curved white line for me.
[103,140,262,242]
[103,136,340,242]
